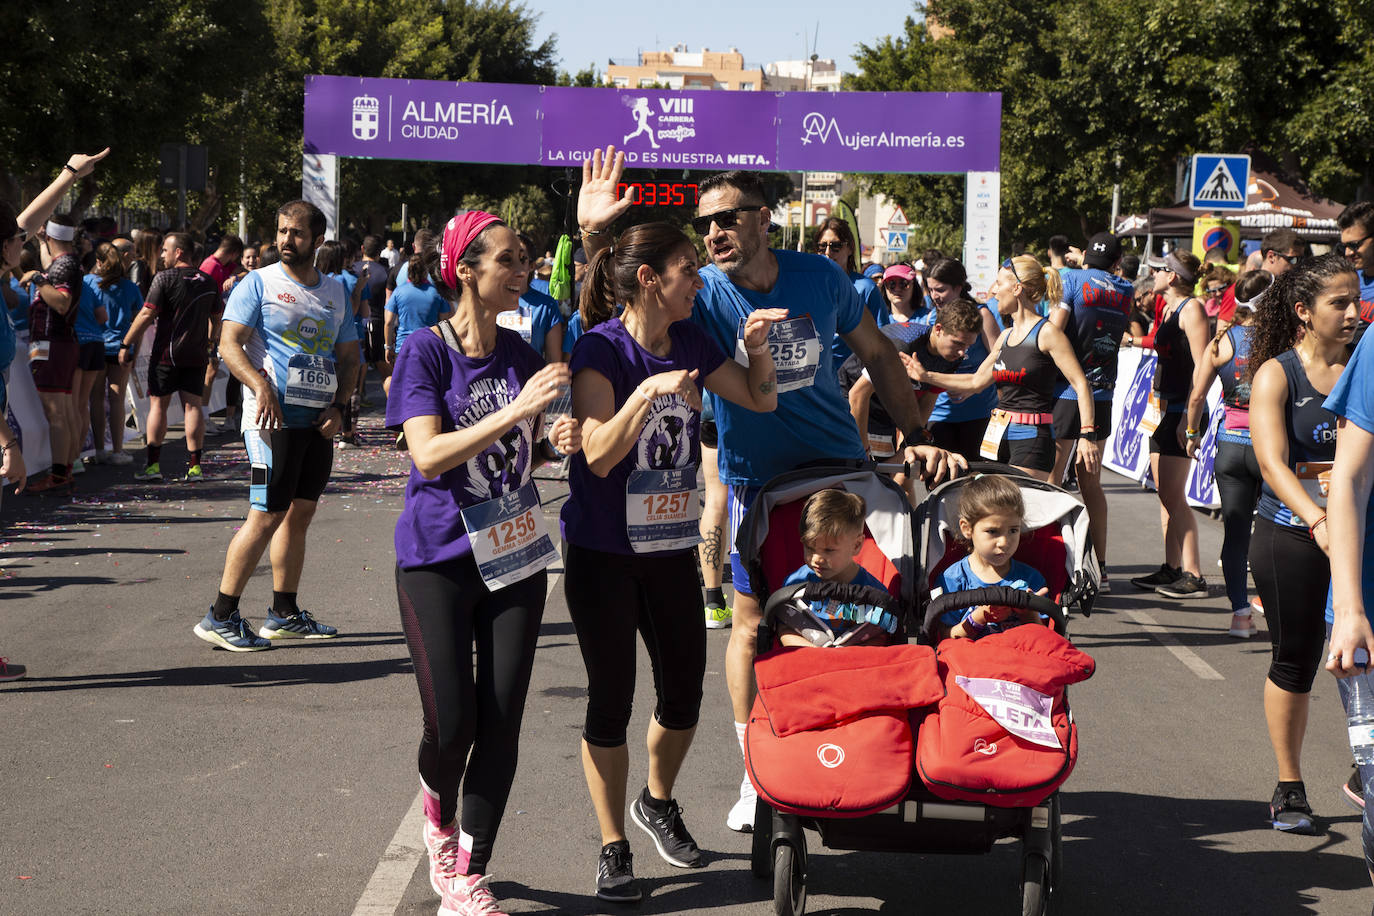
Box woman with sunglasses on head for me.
[1245,253,1360,835]
[561,214,784,902]
[815,217,888,367]
[1185,270,1269,637]
[1127,249,1211,599]
[387,211,582,916]
[909,255,1098,480]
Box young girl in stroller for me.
[938,474,1052,640]
[776,489,900,648]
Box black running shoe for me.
[1130,564,1181,590]
[631,788,704,868]
[1344,767,1365,811]
[1155,572,1208,599]
[1270,784,1316,834]
[596,840,641,903]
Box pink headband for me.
[439,210,501,289]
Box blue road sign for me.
[1190,154,1251,211]
[885,229,909,252]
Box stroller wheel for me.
[1021,852,1049,916]
[773,841,807,916]
[750,799,773,878]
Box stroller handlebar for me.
[921,587,1067,636]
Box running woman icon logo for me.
[816,743,845,768]
[800,112,839,145]
[622,97,660,150]
[352,95,380,141]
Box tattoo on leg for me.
[702,526,722,570]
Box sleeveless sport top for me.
[1256,349,1339,527]
[1152,298,1196,403]
[993,318,1056,415]
[1217,325,1254,438]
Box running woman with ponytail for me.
[388,211,583,916]
[1247,253,1360,835]
[1186,270,1269,637]
[910,255,1098,481]
[1130,248,1211,599]
[562,214,784,903]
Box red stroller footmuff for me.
[746,644,943,817]
[916,624,1095,808]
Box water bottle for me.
[1348,668,1374,766]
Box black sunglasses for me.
[1338,236,1370,253]
[692,206,764,236]
[817,241,848,253]
[1205,285,1228,296]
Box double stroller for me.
[737,461,1099,916]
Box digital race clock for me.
[617,182,700,207]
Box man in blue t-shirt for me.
[1049,232,1135,584]
[194,200,361,653]
[1338,202,1374,346]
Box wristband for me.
[1079,426,1096,434]
[745,344,770,356]
[579,226,605,237]
[328,402,346,412]
[63,163,78,175]
[636,388,653,404]
[540,437,563,461]
[1185,428,1200,439]
[1309,515,1328,537]
[962,613,989,635]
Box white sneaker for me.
[726,773,757,832]
[71,457,86,475]
[105,451,134,466]
[705,603,732,629]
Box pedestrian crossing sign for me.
[884,229,909,252]
[1190,154,1250,211]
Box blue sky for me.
[521,0,921,77]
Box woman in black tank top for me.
[1131,249,1212,600]
[1248,253,1359,834]
[913,254,1098,480]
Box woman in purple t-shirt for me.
[385,211,582,916]
[560,219,785,901]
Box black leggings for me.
[563,543,706,748]
[1213,439,1262,611]
[395,557,546,874]
[930,417,988,464]
[1250,517,1329,694]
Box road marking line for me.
[351,570,565,916]
[351,792,424,916]
[1124,608,1224,680]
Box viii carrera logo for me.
[352,95,380,141]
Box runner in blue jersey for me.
[503,232,565,361]
[1338,201,1374,345]
[567,146,967,834]
[815,217,888,367]
[1048,233,1135,590]
[920,258,1000,461]
[194,200,361,652]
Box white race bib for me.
[1293,461,1334,527]
[867,432,897,459]
[626,467,701,553]
[461,480,558,589]
[980,409,1010,460]
[1140,392,1163,435]
[283,354,337,408]
[735,316,820,393]
[497,312,534,343]
[28,340,49,362]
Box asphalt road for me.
[3,398,1372,916]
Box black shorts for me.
[29,338,78,393]
[77,341,105,371]
[997,424,1056,472]
[1052,398,1113,441]
[148,364,206,398]
[365,317,386,364]
[929,417,987,464]
[242,427,334,512]
[1150,410,1190,458]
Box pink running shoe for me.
[422,820,470,896]
[439,873,507,916]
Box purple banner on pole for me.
[303,75,542,164]
[539,87,778,169]
[775,91,1002,174]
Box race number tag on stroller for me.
[979,409,1010,460]
[867,432,897,459]
[735,316,820,393]
[28,340,50,362]
[1293,461,1334,526]
[461,481,558,589]
[283,354,337,407]
[626,468,701,553]
[955,675,1061,749]
[1140,392,1163,435]
[496,311,533,343]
